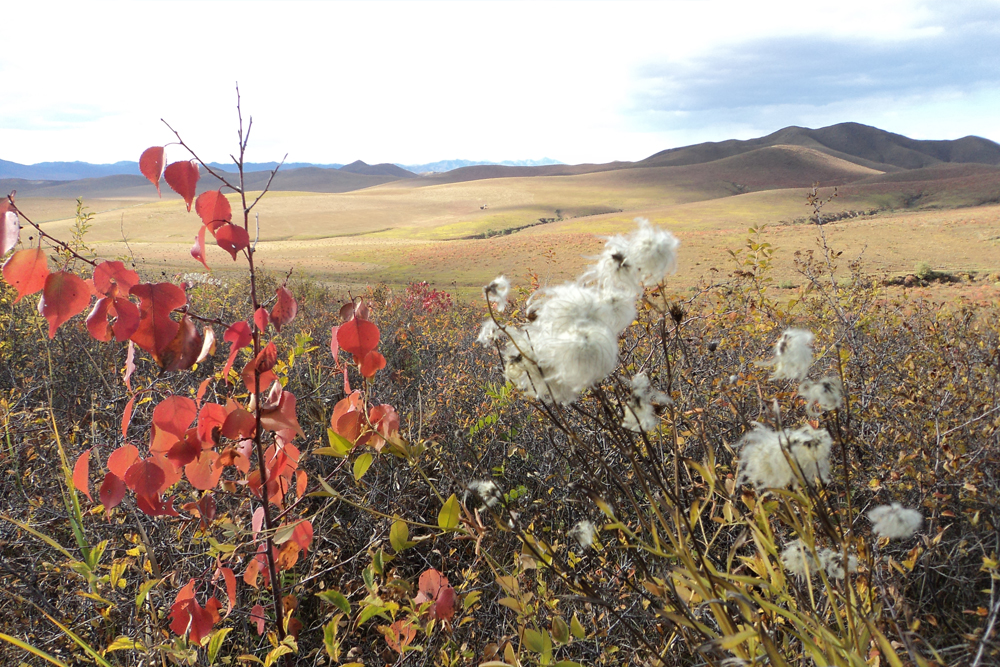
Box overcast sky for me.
[2,0,999,166]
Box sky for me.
[2,0,999,166]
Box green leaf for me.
[551,616,570,644]
[263,645,293,667]
[357,603,388,625]
[0,632,70,666]
[438,493,460,530]
[522,629,546,653]
[207,627,233,664]
[570,614,586,639]
[463,590,482,610]
[105,635,145,652]
[353,452,373,481]
[135,578,160,609]
[316,590,352,615]
[389,519,416,552]
[273,520,303,545]
[323,615,342,661]
[326,428,354,456]
[554,662,584,667]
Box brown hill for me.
[337,161,416,178]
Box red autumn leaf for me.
[169,580,220,644]
[164,160,199,211]
[434,584,456,621]
[250,603,266,635]
[73,448,92,503]
[0,199,20,256]
[291,519,314,553]
[161,314,203,371]
[151,451,183,493]
[153,396,198,438]
[241,361,277,396]
[359,350,386,378]
[329,325,339,363]
[216,566,236,616]
[2,246,48,302]
[197,403,228,447]
[107,444,139,478]
[139,147,165,195]
[256,341,278,372]
[275,541,300,571]
[121,396,135,438]
[222,321,251,379]
[221,408,255,440]
[252,506,265,539]
[39,271,92,338]
[191,224,210,270]
[185,450,222,490]
[215,223,249,260]
[243,559,261,589]
[254,307,269,332]
[337,317,380,359]
[167,430,202,468]
[197,492,217,528]
[295,469,307,499]
[136,493,180,517]
[415,568,456,621]
[93,260,139,296]
[124,458,166,498]
[129,282,186,362]
[99,472,127,510]
[195,190,232,226]
[261,389,304,438]
[270,285,297,333]
[384,620,417,654]
[124,341,136,391]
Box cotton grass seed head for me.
[477,320,502,347]
[467,480,502,508]
[780,540,816,579]
[484,275,510,312]
[798,376,843,416]
[759,328,814,382]
[817,548,858,579]
[868,503,923,539]
[569,520,597,549]
[736,423,834,489]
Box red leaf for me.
[254,307,269,332]
[221,408,255,440]
[291,519,313,553]
[222,321,251,379]
[169,579,219,644]
[161,314,203,372]
[39,271,92,338]
[93,260,139,296]
[243,559,260,589]
[295,469,307,499]
[191,224,210,270]
[99,472,127,510]
[385,620,417,654]
[241,361,276,396]
[73,449,92,502]
[0,199,20,256]
[215,223,249,260]
[250,603,266,635]
[164,160,199,211]
[167,430,202,468]
[434,584,456,621]
[107,444,139,478]
[329,325,339,363]
[255,341,278,372]
[252,506,265,539]
[124,341,136,391]
[87,295,139,343]
[185,450,221,490]
[129,282,186,362]
[121,396,136,438]
[195,190,232,226]
[136,493,180,517]
[261,389,304,438]
[2,246,48,302]
[139,147,165,195]
[270,286,297,333]
[153,396,198,438]
[359,350,386,378]
[415,568,456,621]
[217,566,236,616]
[197,492,217,528]
[197,403,228,447]
[337,317,380,358]
[124,458,166,498]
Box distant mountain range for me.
[2,123,998,200]
[0,156,563,182]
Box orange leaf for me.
[195,190,232,226]
[164,160,199,211]
[161,314,203,372]
[39,271,92,338]
[337,317,380,358]
[270,285,297,333]
[153,396,198,438]
[129,282,186,362]
[291,519,313,553]
[121,396,136,439]
[250,603,266,634]
[185,450,222,490]
[217,566,237,616]
[243,559,261,589]
[73,448,92,503]
[191,224,210,270]
[222,321,251,379]
[107,444,139,478]
[2,246,48,302]
[99,472,127,510]
[215,223,249,260]
[93,260,139,296]
[139,147,165,195]
[359,350,386,378]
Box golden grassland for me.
[21,152,1000,299]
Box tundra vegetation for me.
[1,103,999,667]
